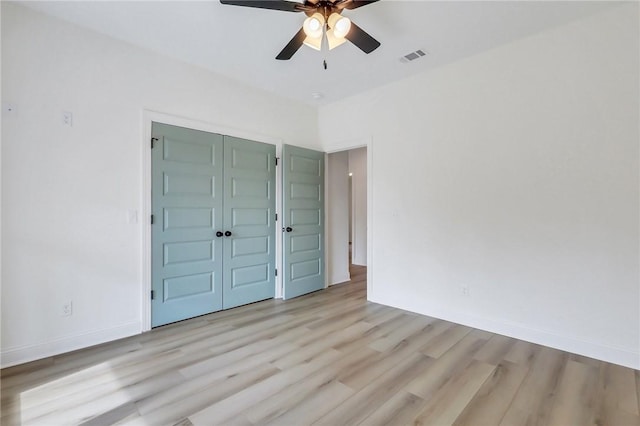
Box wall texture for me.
[319,4,639,369]
[1,3,318,367]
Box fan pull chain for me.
[322,23,328,70]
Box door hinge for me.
[275,269,278,277]
[151,214,154,225]
[275,157,279,166]
[275,213,278,221]
[151,290,155,300]
[151,137,158,149]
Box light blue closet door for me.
[151,123,224,327]
[282,144,325,299]
[222,136,276,309]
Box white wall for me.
[0,2,4,362]
[1,3,318,367]
[319,4,639,369]
[327,151,350,285]
[349,148,367,266]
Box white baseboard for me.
[1,321,141,368]
[368,295,640,370]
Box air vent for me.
[400,49,428,63]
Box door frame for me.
[141,110,283,332]
[324,137,373,299]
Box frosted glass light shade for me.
[303,13,325,39]
[328,13,351,38]
[303,35,322,51]
[327,29,347,50]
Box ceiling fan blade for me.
[276,28,307,60]
[345,22,380,54]
[219,0,303,13]
[336,0,379,10]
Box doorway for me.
[327,147,367,287]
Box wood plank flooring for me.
[2,264,639,425]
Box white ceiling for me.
[19,1,617,106]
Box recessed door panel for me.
[231,147,270,171]
[232,177,270,198]
[163,273,214,301]
[291,155,321,176]
[163,138,216,165]
[290,183,321,200]
[163,207,213,230]
[232,208,270,226]
[291,234,321,253]
[290,259,321,281]
[163,240,214,266]
[164,172,214,196]
[231,263,270,288]
[282,145,325,299]
[291,209,321,226]
[232,236,269,258]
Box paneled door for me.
[222,136,276,309]
[151,123,224,327]
[282,144,325,299]
[152,124,276,327]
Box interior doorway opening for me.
[327,147,367,287]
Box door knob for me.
[225,231,232,237]
[216,231,223,237]
[286,227,293,232]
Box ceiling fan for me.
[220,0,381,60]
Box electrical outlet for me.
[62,300,73,316]
[460,285,470,296]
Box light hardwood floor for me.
[2,264,639,425]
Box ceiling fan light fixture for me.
[303,35,322,51]
[303,13,325,39]
[220,0,381,60]
[328,13,351,39]
[326,29,347,50]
